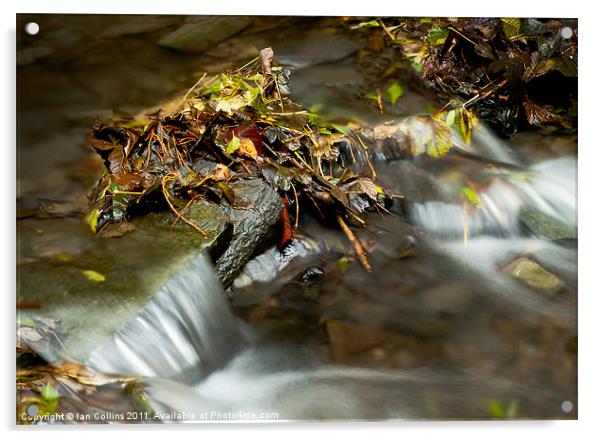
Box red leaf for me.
[278,197,293,251]
[231,123,264,156]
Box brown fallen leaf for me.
[523,98,563,127]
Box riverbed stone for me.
[17,201,229,364]
[18,175,286,365]
[504,256,564,294]
[158,16,252,53]
[518,205,577,241]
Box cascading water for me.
[74,48,576,421]
[16,16,577,423]
[87,252,249,384]
[82,115,577,421]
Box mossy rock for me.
[17,201,228,363]
[518,205,577,241]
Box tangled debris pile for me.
[353,18,577,137]
[86,48,393,275]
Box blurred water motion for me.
[17,15,577,421]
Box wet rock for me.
[274,29,362,68]
[17,202,229,364]
[17,43,55,66]
[504,256,564,294]
[230,237,321,306]
[302,266,324,286]
[326,319,390,363]
[519,205,577,241]
[17,178,283,365]
[158,16,252,53]
[206,35,270,63]
[99,16,177,38]
[17,318,65,363]
[87,252,244,384]
[325,319,439,368]
[215,178,283,287]
[374,160,449,204]
[420,282,474,314]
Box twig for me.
[170,195,199,227]
[376,88,384,115]
[161,176,209,238]
[378,20,397,42]
[337,215,372,272]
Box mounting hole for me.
[24,22,39,36]
[26,404,39,416]
[560,27,573,39]
[561,400,573,413]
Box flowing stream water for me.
[17,15,577,421]
[82,122,576,420]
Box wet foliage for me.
[17,319,147,424]
[86,48,392,268]
[353,17,577,137]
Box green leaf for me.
[365,91,379,101]
[506,401,520,418]
[387,82,405,105]
[501,18,521,39]
[427,26,449,45]
[226,134,241,155]
[351,20,380,29]
[444,109,457,127]
[461,187,480,207]
[456,107,473,145]
[82,270,106,283]
[411,60,424,73]
[488,398,519,419]
[337,256,350,272]
[556,55,578,77]
[42,383,58,402]
[488,399,505,418]
[85,209,101,233]
[56,253,72,263]
[330,123,351,136]
[439,108,475,145]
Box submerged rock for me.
[273,30,362,68]
[158,16,252,53]
[230,237,322,306]
[504,256,564,294]
[519,205,577,241]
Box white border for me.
[3,1,600,438]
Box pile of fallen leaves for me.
[86,48,392,269]
[17,318,147,424]
[352,18,577,137]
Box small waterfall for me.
[410,156,577,239]
[87,252,248,384]
[83,121,575,421]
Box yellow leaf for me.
[237,137,258,160]
[85,209,101,233]
[456,107,474,145]
[82,270,106,282]
[501,18,521,38]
